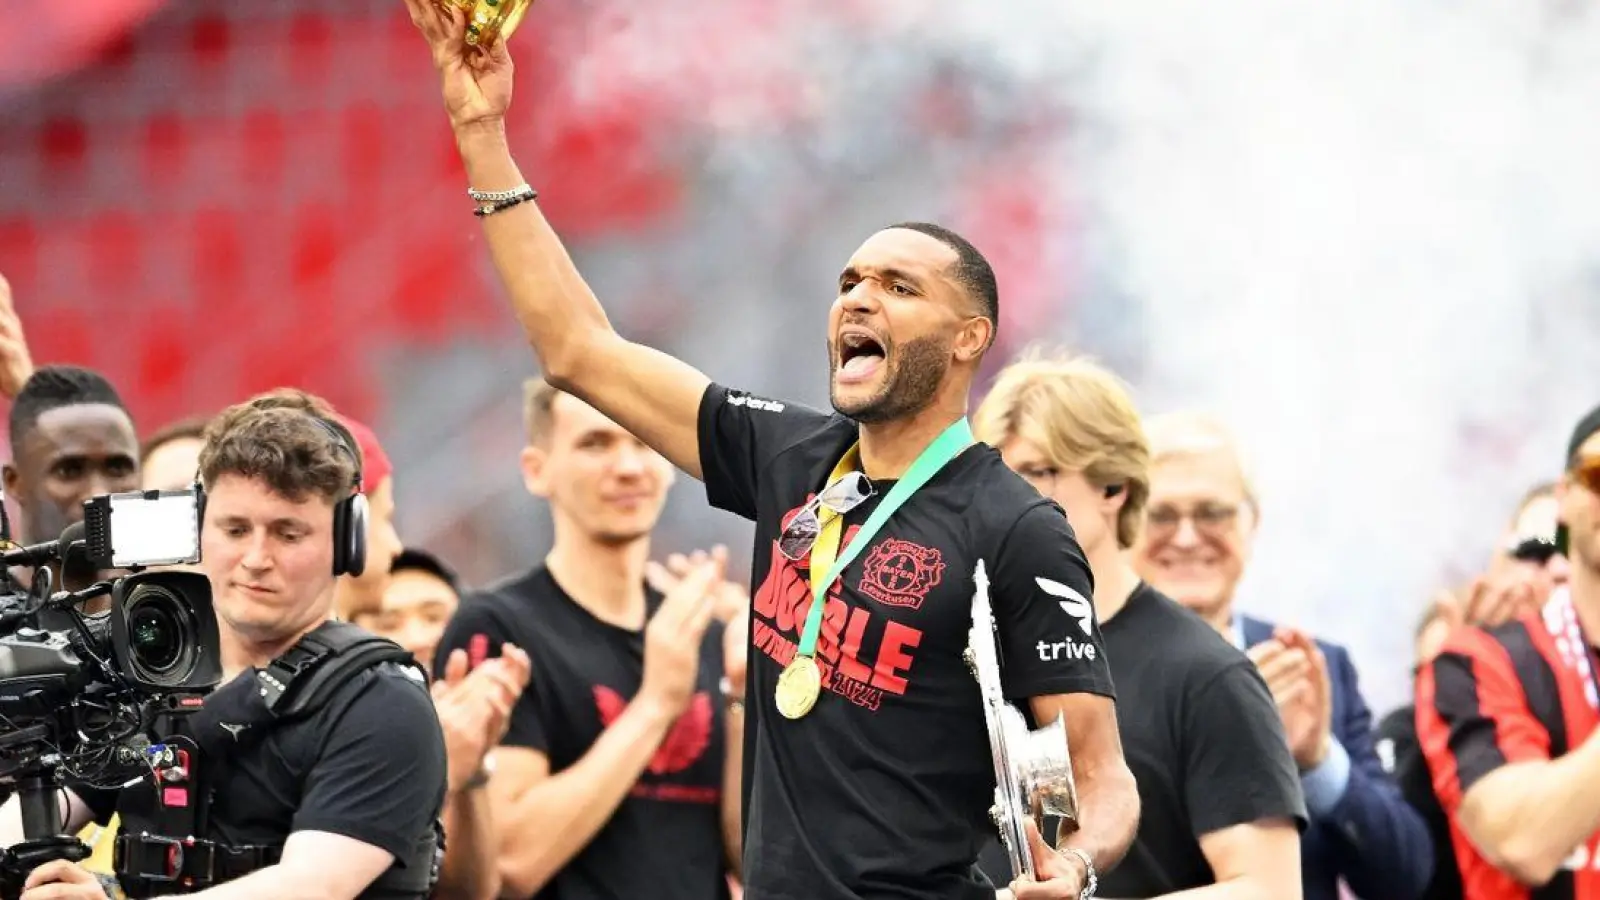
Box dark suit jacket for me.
[1375,703,1463,900]
[1241,615,1434,900]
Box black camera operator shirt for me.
[980,584,1306,895]
[434,567,730,900]
[72,662,447,900]
[697,384,1115,900]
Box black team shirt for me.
[698,384,1115,900]
[1079,584,1304,895]
[978,584,1306,895]
[436,570,730,900]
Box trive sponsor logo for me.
[1037,638,1097,662]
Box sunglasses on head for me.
[777,472,876,561]
[1506,535,1560,565]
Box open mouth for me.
[837,329,887,379]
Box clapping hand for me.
[1458,569,1544,629]
[640,552,725,716]
[1249,628,1333,769]
[647,545,748,624]
[647,546,750,703]
[433,642,531,793]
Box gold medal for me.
[775,655,823,719]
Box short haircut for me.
[522,377,564,446]
[198,388,361,506]
[1144,410,1260,514]
[141,414,212,463]
[390,547,463,598]
[885,222,1000,331]
[10,365,128,450]
[974,351,1151,548]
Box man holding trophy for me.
[399,3,1140,897]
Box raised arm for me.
[403,0,710,479]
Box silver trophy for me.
[964,560,1080,882]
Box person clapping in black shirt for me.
[433,380,739,900]
[975,354,1307,899]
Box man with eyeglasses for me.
[1418,405,1600,899]
[401,6,1139,897]
[1132,412,1433,900]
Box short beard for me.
[830,334,951,424]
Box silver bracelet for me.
[1059,846,1097,899]
[472,185,539,217]
[467,183,533,203]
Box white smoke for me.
[437,0,1600,708]
[934,0,1600,709]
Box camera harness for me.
[111,621,444,896]
[113,412,435,894]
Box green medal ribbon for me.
[795,417,974,658]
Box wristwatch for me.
[1059,847,1097,899]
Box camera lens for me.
[130,603,181,672]
[122,584,198,688]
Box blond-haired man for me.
[1134,411,1433,900]
[975,354,1304,899]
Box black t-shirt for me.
[76,662,447,900]
[1078,584,1305,897]
[1375,703,1460,900]
[435,566,731,900]
[697,384,1115,900]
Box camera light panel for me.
[106,491,201,567]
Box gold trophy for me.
[441,0,535,46]
[964,561,1080,881]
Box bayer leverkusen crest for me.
[857,539,946,611]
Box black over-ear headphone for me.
[306,416,369,579]
[193,412,369,578]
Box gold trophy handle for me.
[465,0,536,46]
[434,0,535,46]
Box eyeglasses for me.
[778,472,876,561]
[1145,502,1239,539]
[1573,455,1600,495]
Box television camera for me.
[0,489,221,896]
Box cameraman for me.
[2,389,449,900]
[2,365,140,593]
